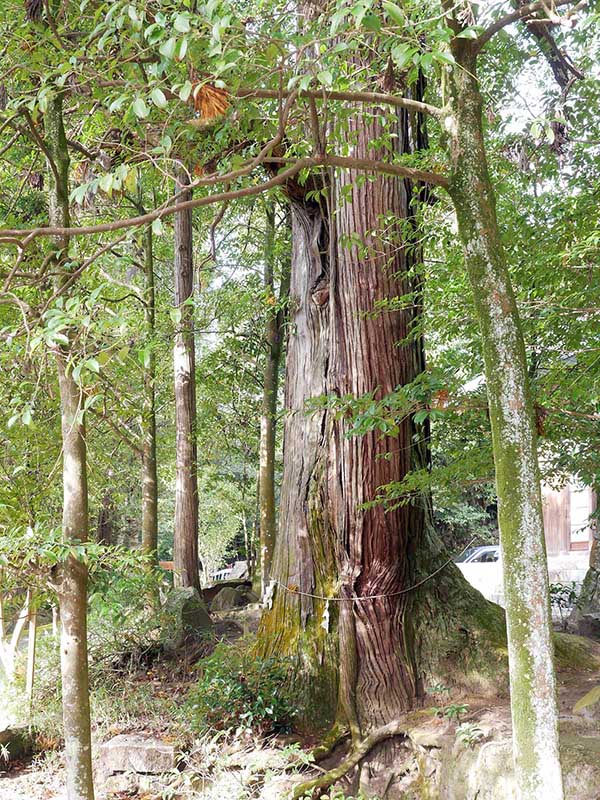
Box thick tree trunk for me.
[447,40,563,800]
[259,203,289,597]
[258,196,340,729]
[46,95,95,800]
[173,167,200,591]
[141,225,158,561]
[258,103,506,798]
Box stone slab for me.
[98,734,175,775]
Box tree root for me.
[310,723,349,763]
[292,719,406,800]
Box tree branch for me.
[235,88,444,119]
[511,0,584,87]
[0,156,448,247]
[88,407,143,456]
[477,0,585,49]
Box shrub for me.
[187,641,297,735]
[549,582,580,631]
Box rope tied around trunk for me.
[271,537,478,603]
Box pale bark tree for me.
[173,167,200,591]
[570,507,600,638]
[443,12,564,798]
[46,94,95,800]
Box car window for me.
[482,551,499,562]
[455,547,477,563]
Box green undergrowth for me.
[186,637,298,735]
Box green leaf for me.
[85,358,100,374]
[177,37,188,60]
[455,28,479,39]
[391,44,417,69]
[573,685,600,713]
[530,121,542,139]
[108,95,127,113]
[174,13,190,33]
[138,347,152,369]
[382,1,405,25]
[150,87,168,108]
[159,36,177,60]
[132,97,150,118]
[152,217,163,236]
[179,80,193,102]
[317,70,333,87]
[433,50,455,65]
[99,173,114,193]
[362,12,381,31]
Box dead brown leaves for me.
[188,83,230,130]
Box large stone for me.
[577,612,600,640]
[211,586,259,612]
[162,586,212,650]
[98,734,176,776]
[437,733,600,799]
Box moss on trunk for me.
[446,38,563,800]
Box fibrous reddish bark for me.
[258,85,505,798]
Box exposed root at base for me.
[310,723,350,763]
[292,719,406,799]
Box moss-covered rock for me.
[436,733,600,799]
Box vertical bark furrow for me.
[332,110,421,731]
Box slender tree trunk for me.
[447,39,563,800]
[141,225,158,561]
[56,358,95,800]
[96,492,113,546]
[259,203,290,597]
[173,167,200,591]
[46,95,95,800]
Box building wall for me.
[542,481,595,556]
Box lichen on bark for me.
[446,37,564,800]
